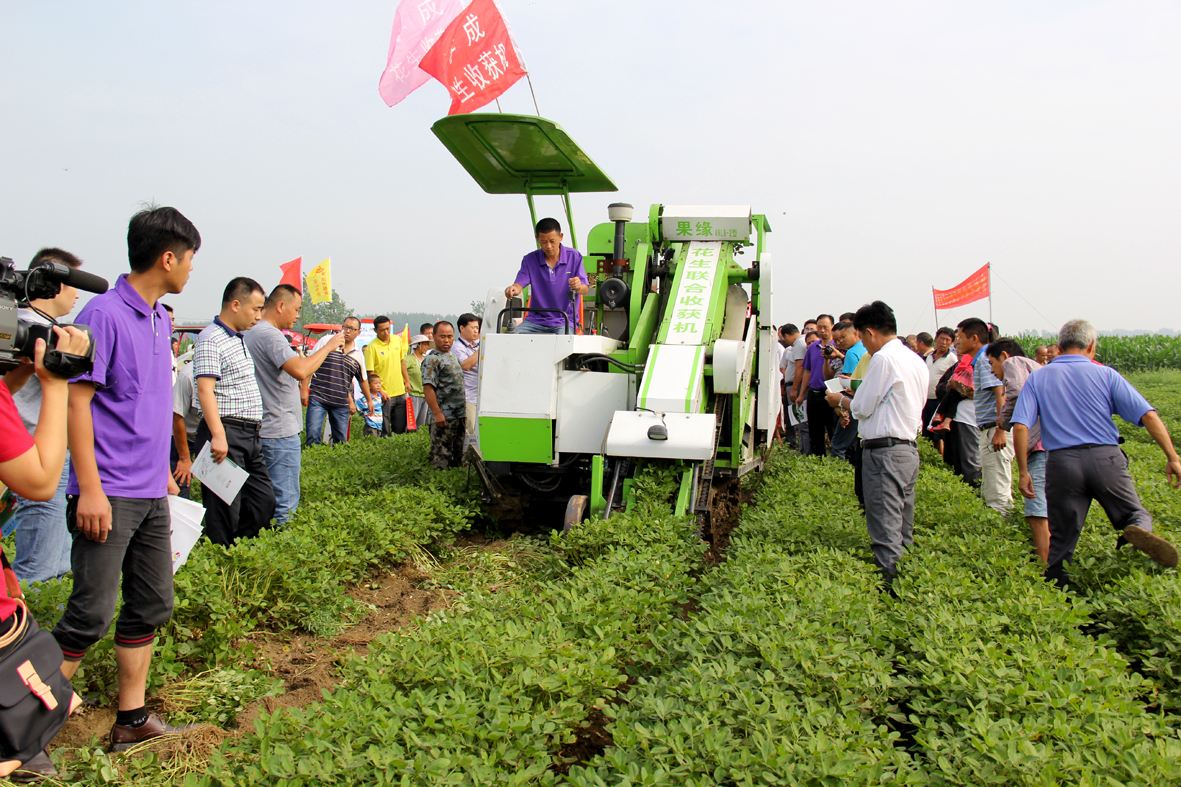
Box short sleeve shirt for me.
[451,338,479,403]
[0,382,34,463]
[421,350,466,420]
[307,339,365,409]
[841,341,867,375]
[802,341,832,391]
[973,345,1004,427]
[67,275,173,498]
[514,246,587,329]
[406,352,424,397]
[172,360,200,442]
[11,309,51,434]
[192,317,264,423]
[363,336,407,397]
[243,322,301,438]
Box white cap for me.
[411,334,430,346]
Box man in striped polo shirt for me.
[192,277,275,545]
[303,316,374,446]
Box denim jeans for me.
[512,319,570,335]
[261,435,302,526]
[11,459,72,583]
[306,399,351,446]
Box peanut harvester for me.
[431,114,778,541]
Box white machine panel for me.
[478,334,560,418]
[712,339,744,394]
[638,344,704,414]
[756,251,779,448]
[477,334,624,420]
[661,205,752,242]
[556,370,631,454]
[605,411,717,460]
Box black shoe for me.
[1122,526,1179,568]
[9,750,57,782]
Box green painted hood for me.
[431,114,617,195]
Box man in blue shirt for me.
[504,217,589,335]
[826,321,866,461]
[1012,319,1181,587]
[958,318,1014,514]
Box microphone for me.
[38,262,110,294]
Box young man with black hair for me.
[844,301,927,585]
[363,315,410,436]
[504,217,589,335]
[192,277,274,546]
[244,284,344,525]
[419,322,434,342]
[958,317,1014,514]
[453,313,481,446]
[54,206,199,751]
[1,248,84,583]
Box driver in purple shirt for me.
[503,217,589,335]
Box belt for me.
[861,437,916,449]
[977,423,997,431]
[222,415,262,431]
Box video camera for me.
[0,256,109,378]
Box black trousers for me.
[382,394,407,436]
[1045,445,1152,585]
[806,389,835,457]
[195,419,275,546]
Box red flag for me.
[418,0,526,115]
[279,257,303,290]
[933,263,990,310]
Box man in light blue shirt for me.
[958,318,1014,514]
[1012,319,1181,587]
[827,321,865,461]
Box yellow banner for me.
[306,257,332,304]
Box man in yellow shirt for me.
[363,316,411,436]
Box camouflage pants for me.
[429,417,466,469]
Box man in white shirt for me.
[845,301,928,585]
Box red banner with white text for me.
[933,263,990,310]
[418,0,526,114]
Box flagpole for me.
[524,72,541,116]
[987,262,993,327]
[932,287,938,332]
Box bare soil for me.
[51,562,457,754]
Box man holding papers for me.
[192,277,275,546]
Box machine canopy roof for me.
[431,114,617,195]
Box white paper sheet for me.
[168,495,205,574]
[191,441,249,505]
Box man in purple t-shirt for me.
[796,313,838,456]
[503,217,589,335]
[54,207,199,752]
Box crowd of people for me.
[777,303,1181,589]
[0,207,495,778]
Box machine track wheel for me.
[562,494,589,534]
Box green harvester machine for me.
[432,114,779,540]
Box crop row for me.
[568,441,1181,783]
[198,467,707,784]
[25,431,476,707]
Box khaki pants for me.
[978,425,1015,514]
[464,402,478,449]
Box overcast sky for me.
[3,0,1178,334]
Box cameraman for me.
[0,323,88,778]
[3,249,83,583]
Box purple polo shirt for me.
[67,274,173,498]
[801,340,832,391]
[513,245,587,329]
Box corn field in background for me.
[1012,334,1181,373]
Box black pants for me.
[921,399,941,446]
[806,389,835,457]
[54,496,173,659]
[1045,445,1152,586]
[382,394,407,436]
[195,419,275,546]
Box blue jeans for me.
[11,459,72,583]
[513,319,570,335]
[261,435,302,526]
[306,399,351,446]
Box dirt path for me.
[50,563,457,755]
